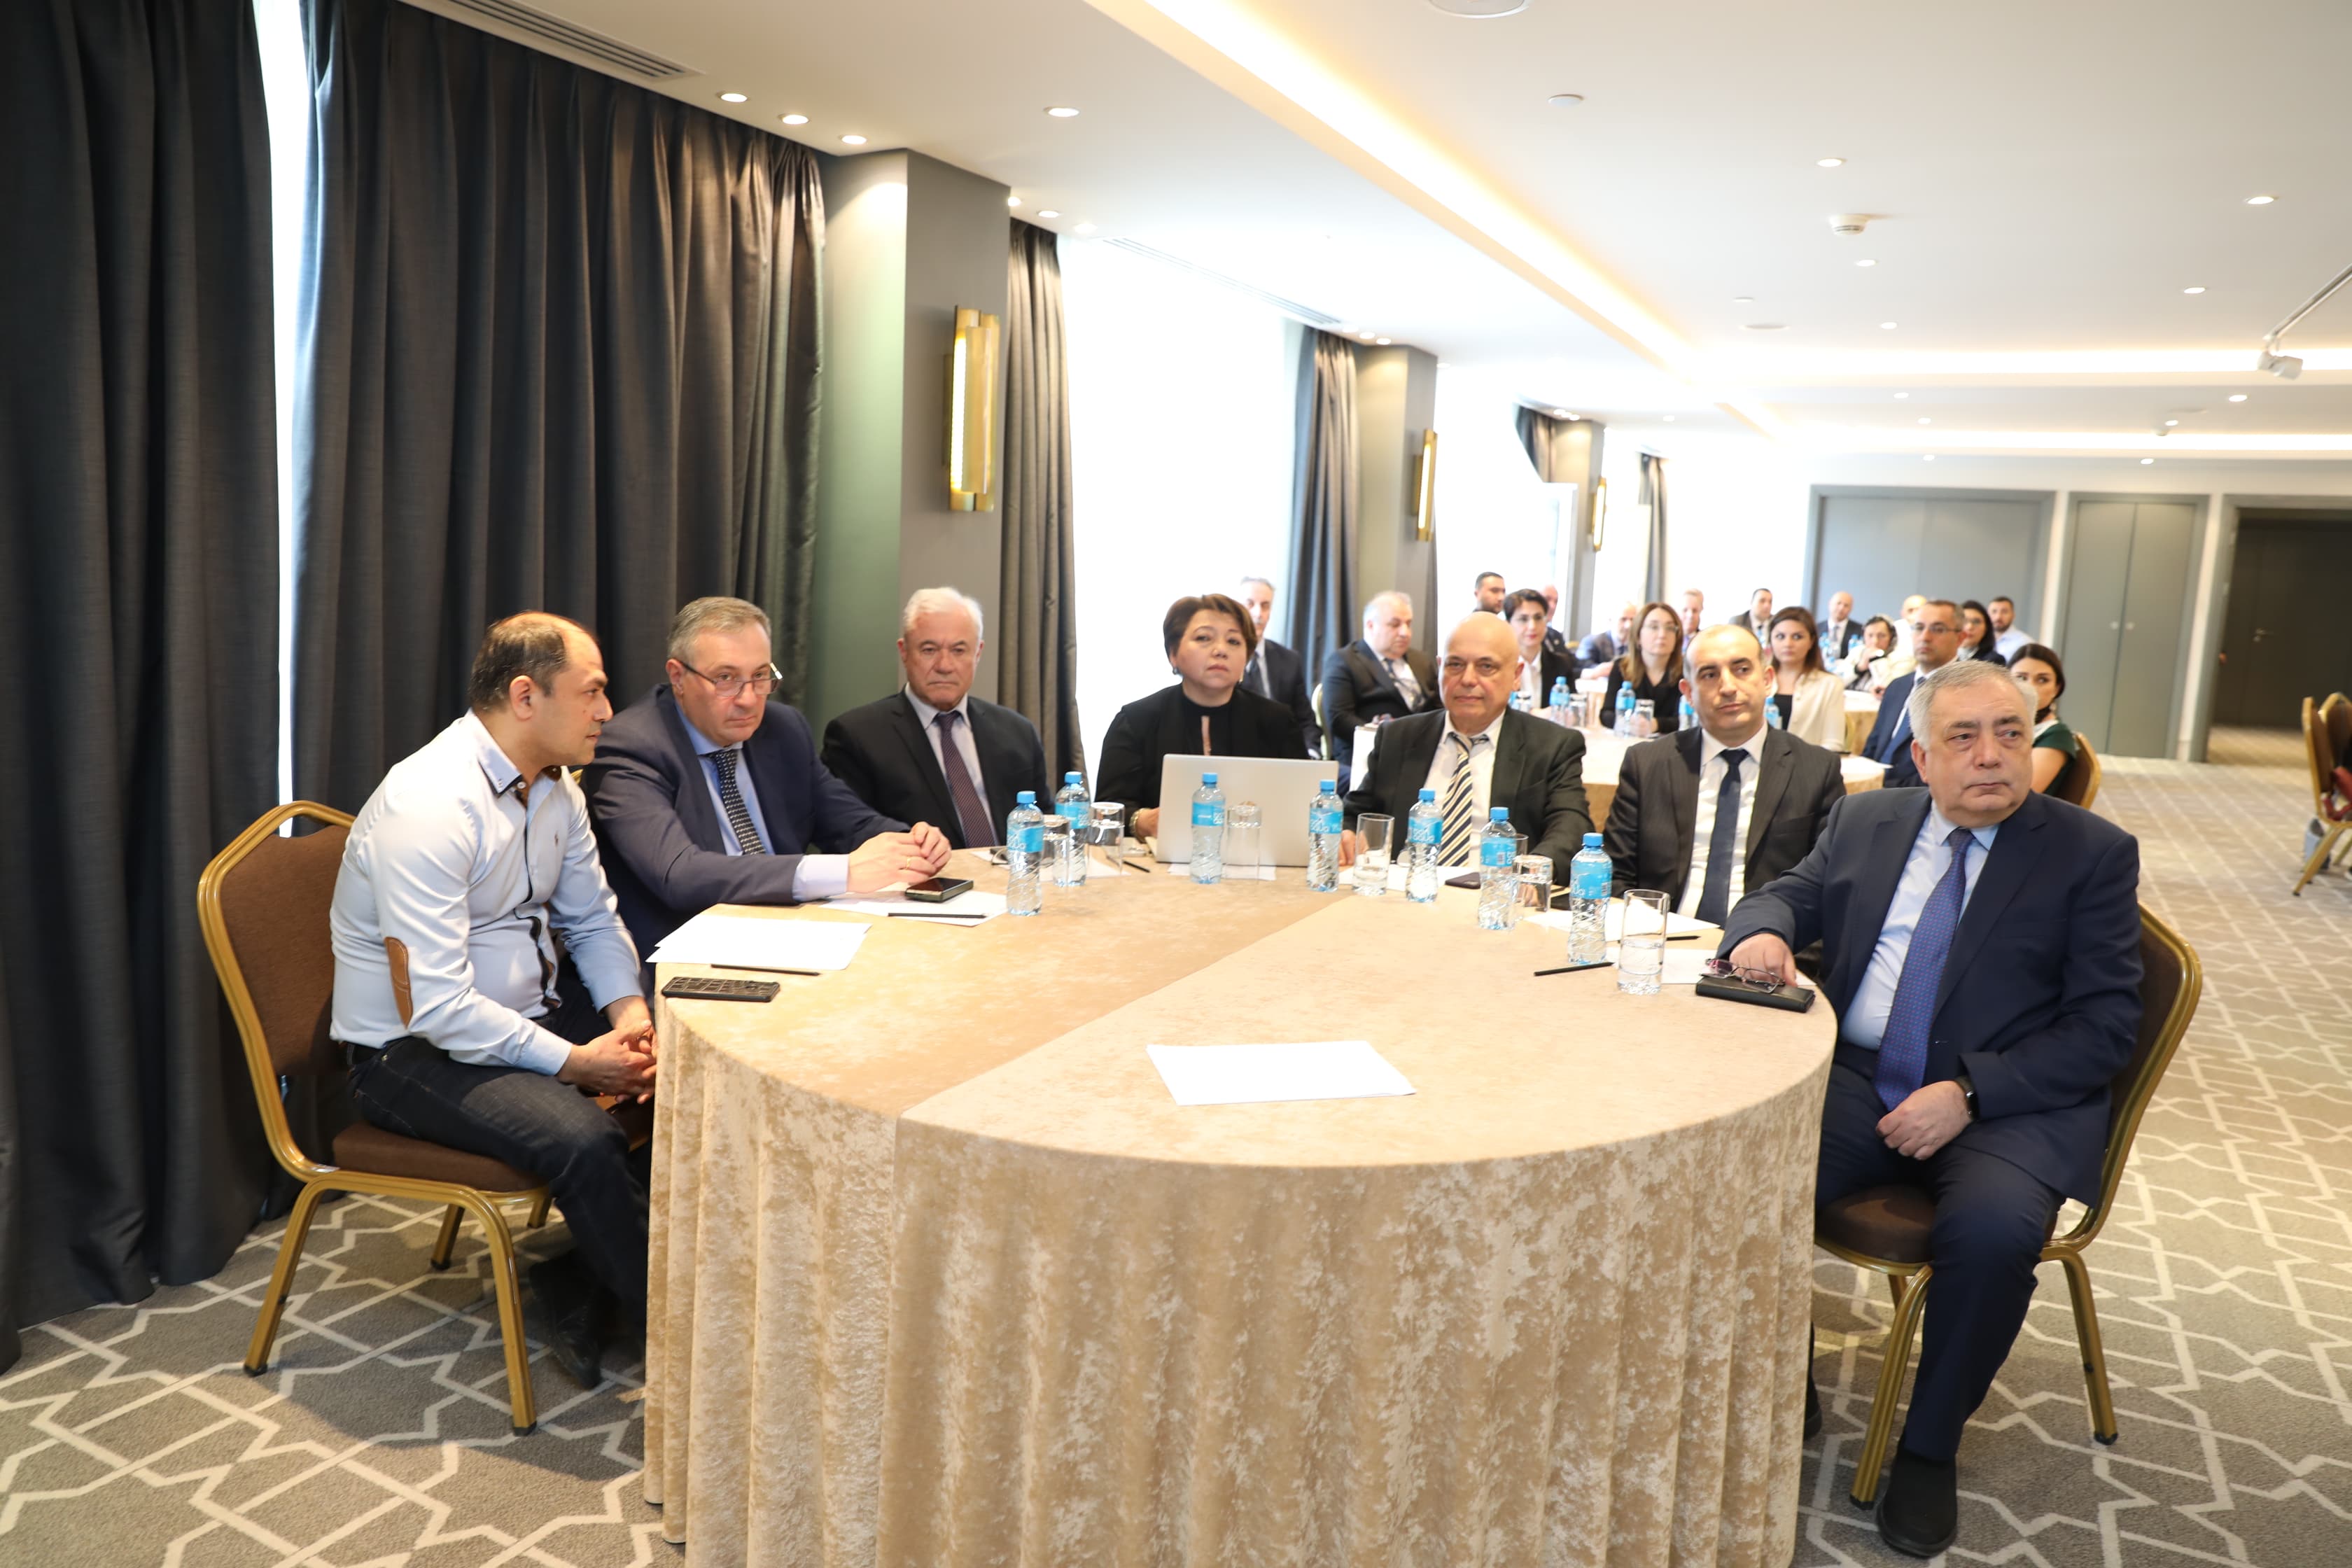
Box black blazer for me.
[1819,618,1863,664]
[1861,671,1923,788]
[1320,639,1440,770]
[1601,726,1846,904]
[1094,682,1309,813]
[1341,708,1594,872]
[1600,661,1686,734]
[1721,788,2143,1203]
[819,690,1050,850]
[584,683,902,958]
[1523,645,1583,704]
[1248,636,1321,760]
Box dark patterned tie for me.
[710,748,767,855]
[1695,749,1746,927]
[1874,827,1977,1111]
[934,712,997,848]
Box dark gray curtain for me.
[1639,451,1669,603]
[1515,405,1564,481]
[293,0,826,811]
[0,0,280,1364]
[1285,330,1360,678]
[999,220,1083,778]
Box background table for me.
[1843,690,1881,756]
[643,867,1834,1567]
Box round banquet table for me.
[642,860,1837,1568]
[1842,690,1881,757]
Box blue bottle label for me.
[1481,835,1516,869]
[1309,804,1341,834]
[1408,813,1441,846]
[1012,823,1044,854]
[1193,801,1225,828]
[1572,858,1610,898]
[1056,802,1088,825]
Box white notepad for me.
[649,912,870,971]
[1145,1041,1416,1107]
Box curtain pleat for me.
[1285,330,1359,679]
[292,0,826,811]
[0,0,281,1360]
[998,220,1084,777]
[1639,451,1669,604]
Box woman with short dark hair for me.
[1956,600,2008,666]
[1502,587,1581,710]
[1094,592,1308,836]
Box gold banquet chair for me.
[2293,694,2352,895]
[1814,904,2202,1506]
[199,802,564,1433]
[2051,732,2102,812]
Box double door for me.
[2059,501,2197,758]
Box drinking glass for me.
[1040,816,1080,888]
[1354,814,1394,897]
[1618,888,1670,995]
[1515,854,1553,916]
[1088,801,1126,876]
[1226,802,1263,881]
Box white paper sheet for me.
[830,890,1009,924]
[1524,902,1711,939]
[1145,1041,1416,1107]
[648,912,870,972]
[1161,864,1279,881]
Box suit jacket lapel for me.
[890,694,959,827]
[1393,718,1445,802]
[1489,714,1526,819]
[1746,729,1793,859]
[1832,792,1932,1014]
[654,686,728,849]
[1357,641,1401,701]
[1670,729,1702,896]
[1932,793,2045,1021]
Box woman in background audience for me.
[1956,599,2009,666]
[1504,587,1581,711]
[1840,615,1898,691]
[1765,607,1849,751]
[1096,592,1307,838]
[2008,643,2080,796]
[1601,601,1686,736]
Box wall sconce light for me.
[1413,428,1438,541]
[947,306,1001,510]
[1589,476,1609,552]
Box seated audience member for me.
[1602,601,1690,735]
[1321,590,1440,778]
[1722,659,2141,1557]
[1767,606,1851,752]
[2005,643,2080,796]
[1504,587,1581,707]
[1471,571,1507,615]
[1884,593,1928,672]
[1818,591,1861,664]
[1680,587,1706,637]
[1581,601,1639,666]
[1340,612,1592,874]
[1729,586,1774,639]
[1538,583,1571,657]
[1234,574,1322,757]
[1860,598,1961,788]
[1955,599,2008,666]
[1839,615,1898,691]
[1602,624,1844,920]
[1096,592,1308,837]
[820,587,1049,848]
[589,597,948,959]
[1987,596,2031,662]
[331,613,657,1390]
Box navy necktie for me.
[1695,749,1746,926]
[710,748,767,855]
[1879,704,1913,765]
[1874,826,1977,1111]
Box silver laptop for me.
[1151,755,1334,865]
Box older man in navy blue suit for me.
[1858,596,1963,789]
[586,597,951,960]
[1723,658,2141,1558]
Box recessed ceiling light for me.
[1359,332,1377,341]
[2141,457,2155,465]
[840,134,867,146]
[2163,419,2178,427]
[1923,454,1935,462]
[1551,408,1569,417]
[2183,286,2206,294]
[1817,157,1845,167]
[780,113,808,126]
[1918,417,1931,424]
[1732,295,1754,304]
[1074,222,1096,233]
[2246,195,2276,205]
[1855,258,1877,267]
[1044,106,1080,118]
[1662,414,1676,422]
[1428,0,1530,16]
[1007,196,1021,208]
[2228,393,2249,402]
[1546,92,1585,106]
[1038,209,1060,218]
[1742,322,1785,331]
[1880,321,1898,330]
[718,92,748,104]
[1893,392,1910,400]
[1376,337,1393,345]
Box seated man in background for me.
[1234,574,1322,758]
[1679,588,1706,660]
[821,587,1049,850]
[1819,590,1861,664]
[1987,595,2031,662]
[1471,570,1507,615]
[1730,585,1774,639]
[1322,590,1439,782]
[1581,601,1639,667]
[1861,598,1962,788]
[1340,612,1592,875]
[588,596,948,959]
[1538,583,1571,658]
[1602,624,1845,923]
[1721,659,2141,1558]
[330,613,656,1390]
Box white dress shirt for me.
[1420,711,1503,844]
[1679,727,1761,919]
[1842,803,2001,1049]
[904,686,988,799]
[329,713,642,1072]
[682,716,848,899]
[1994,626,2032,661]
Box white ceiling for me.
[411,0,2352,458]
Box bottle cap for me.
[1202,772,1219,786]
[1065,771,1082,784]
[1322,779,1337,793]
[1489,806,1510,822]
[1016,791,1037,804]
[1418,788,1436,802]
[1583,832,1603,848]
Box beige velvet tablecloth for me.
[643,861,1835,1568]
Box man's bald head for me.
[1439,613,1522,734]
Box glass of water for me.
[1515,854,1553,918]
[1040,815,1080,887]
[1088,801,1126,876]
[1226,801,1263,881]
[1618,888,1669,995]
[1354,814,1394,897]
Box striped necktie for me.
[710,747,767,855]
[1436,732,1485,864]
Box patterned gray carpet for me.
[4,729,2346,1566]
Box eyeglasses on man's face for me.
[679,660,781,699]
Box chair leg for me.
[526,1190,552,1229]
[2292,825,2346,895]
[2057,1250,2119,1443]
[244,1181,332,1375]
[463,1192,538,1435]
[429,1203,465,1270]
[1851,1266,1933,1507]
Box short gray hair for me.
[1237,575,1273,596]
[1362,589,1412,622]
[901,586,984,641]
[1905,657,2031,743]
[668,596,771,664]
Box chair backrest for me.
[2304,697,2334,813]
[198,803,357,1177]
[2083,906,2202,1231]
[2323,694,2351,780]
[2052,731,2101,809]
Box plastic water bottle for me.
[1051,771,1089,887]
[1406,788,1443,903]
[1306,778,1342,891]
[1509,687,1530,713]
[1476,807,1517,930]
[1548,676,1572,720]
[1766,696,1785,729]
[1567,832,1609,962]
[1191,772,1226,885]
[1615,682,1637,736]
[1679,694,1697,732]
[1007,792,1044,916]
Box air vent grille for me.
[433,0,696,80]
[1101,239,1341,328]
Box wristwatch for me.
[1954,1073,1980,1120]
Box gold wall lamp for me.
[1413,428,1438,541]
[1589,475,1609,552]
[946,306,1001,510]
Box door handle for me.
[2252,628,2267,643]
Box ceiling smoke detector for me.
[1828,214,1872,235]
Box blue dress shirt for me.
[1842,804,2001,1049]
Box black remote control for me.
[660,976,781,1003]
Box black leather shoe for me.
[1804,1371,1822,1439]
[528,1255,607,1390]
[1875,1446,1959,1558]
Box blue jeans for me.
[346,970,650,1311]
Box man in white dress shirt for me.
[331,612,657,1389]
[1987,596,2032,662]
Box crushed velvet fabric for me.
[643,857,1832,1566]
